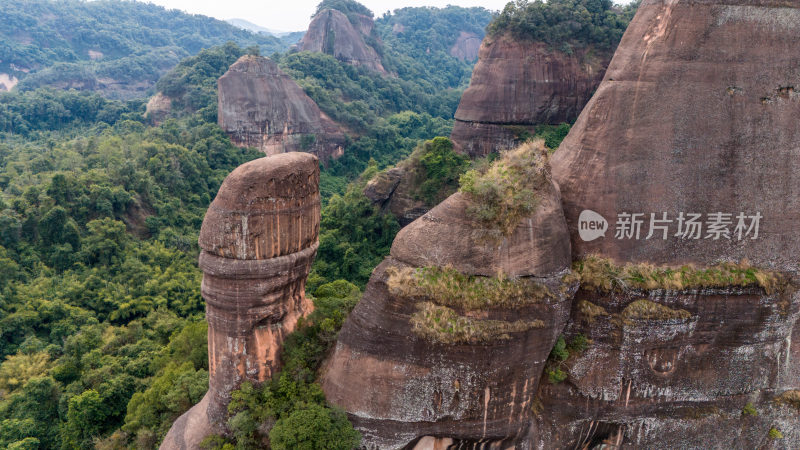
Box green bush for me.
[459,140,550,239]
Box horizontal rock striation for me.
[161,153,320,449]
[217,55,345,160]
[451,34,611,157]
[322,151,576,448]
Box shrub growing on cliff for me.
[387,265,556,310]
[574,255,783,294]
[459,140,550,240]
[544,334,589,384]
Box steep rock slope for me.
[217,55,345,160]
[297,9,386,74]
[551,0,800,270]
[451,34,611,157]
[161,153,320,449]
[538,0,800,447]
[322,144,576,448]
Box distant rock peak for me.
[217,55,345,160]
[297,8,387,74]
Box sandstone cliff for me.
[297,9,386,74]
[161,152,320,449]
[322,0,800,447]
[535,0,800,446]
[217,55,345,160]
[322,143,578,448]
[551,0,800,271]
[451,34,611,157]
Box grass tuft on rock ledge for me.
[574,255,783,294]
[387,265,556,310]
[459,139,550,240]
[775,390,800,411]
[410,302,544,344]
[621,299,691,321]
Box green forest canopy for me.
[488,0,639,50]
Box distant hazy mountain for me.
[0,0,292,99]
[227,18,305,44]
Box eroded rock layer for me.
[533,285,800,448]
[298,9,386,74]
[161,153,320,449]
[451,34,611,157]
[550,0,800,270]
[322,153,576,448]
[217,55,345,160]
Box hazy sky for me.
[135,1,528,33]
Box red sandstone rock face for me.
[533,285,800,448]
[363,166,430,227]
[322,157,576,448]
[217,55,345,160]
[298,9,386,74]
[551,0,800,271]
[161,153,320,450]
[451,34,611,157]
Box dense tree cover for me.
[0,0,288,98]
[202,280,362,449]
[0,87,265,447]
[0,0,590,446]
[488,0,639,51]
[155,43,248,123]
[316,0,373,18]
[374,6,492,92]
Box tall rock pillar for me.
[161,152,320,449]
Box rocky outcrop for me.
[533,284,800,448]
[363,166,430,227]
[161,152,320,449]
[534,0,800,447]
[144,92,172,125]
[451,34,611,157]
[449,31,481,61]
[217,55,345,160]
[297,9,386,74]
[0,73,18,91]
[550,0,800,271]
[322,149,577,448]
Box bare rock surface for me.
[449,31,481,61]
[217,55,345,160]
[551,0,800,270]
[161,153,320,449]
[297,9,386,74]
[451,34,611,157]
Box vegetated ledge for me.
[573,255,786,295]
[459,139,550,241]
[386,265,558,310]
[775,390,800,411]
[619,299,692,321]
[410,302,544,345]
